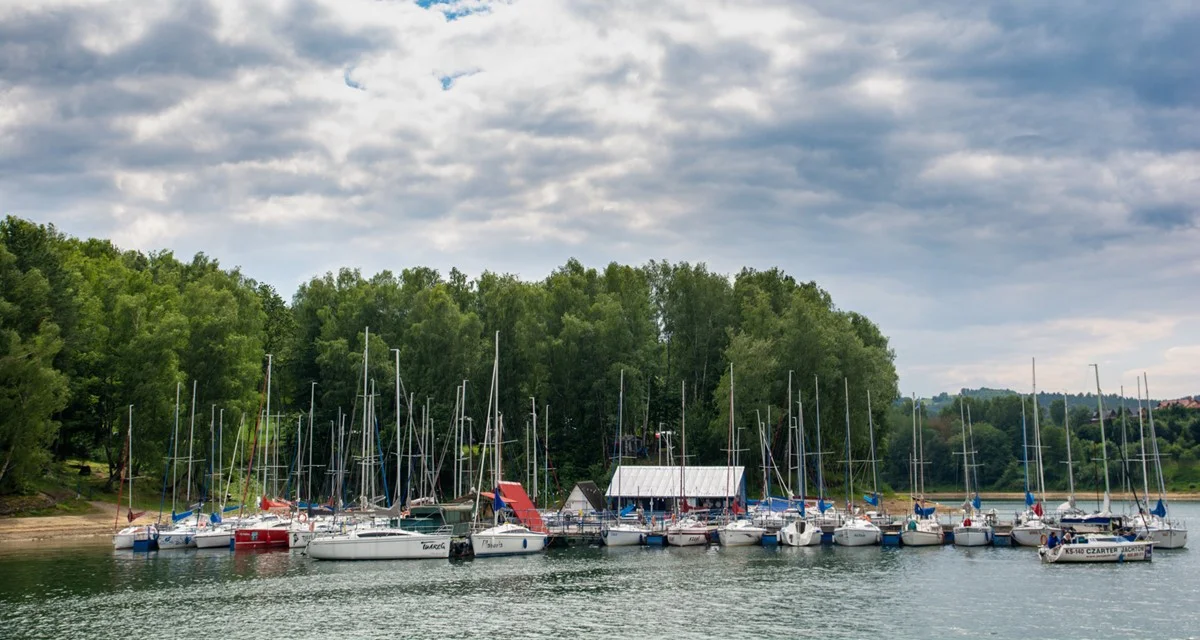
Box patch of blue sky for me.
[438,69,480,90]
[416,0,492,22]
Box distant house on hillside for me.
[1158,397,1200,410]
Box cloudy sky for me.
[2,0,1197,398]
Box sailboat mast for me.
[171,381,180,514]
[531,397,538,505]
[1063,393,1076,498]
[959,397,970,504]
[917,399,927,498]
[128,404,134,512]
[1144,373,1168,508]
[1092,365,1112,504]
[727,364,734,515]
[264,355,272,501]
[814,375,824,506]
[786,371,794,502]
[843,378,852,511]
[186,380,197,506]
[798,390,807,502]
[910,394,918,498]
[1136,378,1151,507]
[492,331,500,527]
[1020,394,1030,500]
[618,369,624,513]
[867,389,878,501]
[1032,358,1047,504]
[679,380,686,516]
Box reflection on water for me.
[2,503,1199,639]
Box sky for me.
[1,0,1197,399]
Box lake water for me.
[2,501,1197,639]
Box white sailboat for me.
[833,380,881,547]
[780,373,821,547]
[113,405,158,550]
[469,332,547,558]
[1012,360,1058,547]
[718,365,764,547]
[308,526,451,560]
[902,396,943,547]
[667,381,710,547]
[953,400,993,547]
[1133,373,1187,548]
[1059,366,1120,533]
[603,370,648,547]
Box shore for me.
[0,501,157,545]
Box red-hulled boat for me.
[233,514,291,549]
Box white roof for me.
[605,466,745,499]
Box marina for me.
[3,502,1199,640]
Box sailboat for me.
[235,354,293,550]
[953,399,993,546]
[718,365,765,547]
[159,381,201,550]
[603,370,649,547]
[1012,360,1059,547]
[469,332,548,558]
[833,380,881,547]
[901,396,943,547]
[780,374,821,547]
[1058,365,1120,533]
[113,405,158,551]
[1132,373,1187,548]
[667,380,709,547]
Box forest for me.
[2,215,1198,510]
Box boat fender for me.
[522,538,528,549]
[298,513,308,523]
[1040,534,1047,546]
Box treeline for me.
[924,388,1164,416]
[0,216,899,502]
[882,394,1200,496]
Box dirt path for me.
[0,502,157,544]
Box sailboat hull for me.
[666,529,709,547]
[952,526,993,547]
[470,532,547,557]
[900,527,943,547]
[194,529,232,549]
[1011,523,1058,547]
[718,528,764,546]
[778,521,821,547]
[234,526,290,549]
[833,527,881,546]
[157,529,197,549]
[1148,526,1187,549]
[601,527,647,547]
[309,532,452,560]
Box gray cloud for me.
[1,0,1197,395]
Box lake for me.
[2,501,1197,639]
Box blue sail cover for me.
[210,512,222,525]
[818,499,832,513]
[222,505,241,513]
[171,510,193,523]
[1151,499,1167,518]
[863,493,880,507]
[493,487,506,511]
[1025,491,1035,507]
[620,504,637,517]
[972,495,982,510]
[914,503,936,517]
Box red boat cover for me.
[481,481,545,532]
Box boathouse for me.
[605,466,747,512]
[561,481,607,514]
